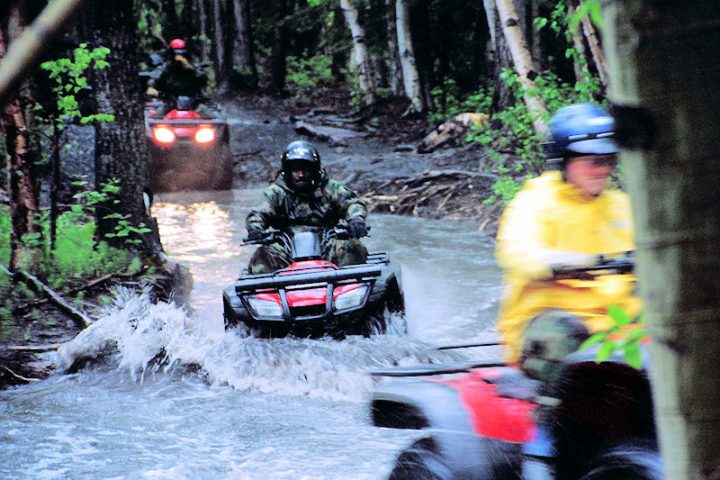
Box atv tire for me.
[579,441,662,480]
[388,437,453,480]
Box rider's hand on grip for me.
[347,218,368,239]
[548,252,600,279]
[247,229,264,241]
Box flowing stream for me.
[0,188,502,480]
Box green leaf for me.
[623,342,643,369]
[608,304,632,327]
[596,340,617,362]
[580,331,608,351]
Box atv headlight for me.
[247,297,283,318]
[194,126,216,144]
[334,285,368,311]
[152,126,176,144]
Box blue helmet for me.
[548,103,618,160]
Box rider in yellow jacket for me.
[495,103,642,367]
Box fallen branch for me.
[0,364,41,383]
[1,343,62,352]
[10,268,93,328]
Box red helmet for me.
[169,38,187,52]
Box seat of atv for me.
[480,367,541,402]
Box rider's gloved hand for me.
[547,251,600,278]
[347,218,368,239]
[175,55,192,69]
[146,86,159,97]
[247,229,264,241]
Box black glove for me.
[347,218,368,239]
[247,228,264,241]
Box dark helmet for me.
[281,140,321,173]
[547,103,618,162]
[169,38,187,55]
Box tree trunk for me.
[384,0,402,96]
[80,0,162,256]
[230,0,257,89]
[605,2,720,478]
[197,0,211,65]
[211,0,227,93]
[161,0,180,39]
[578,7,608,89]
[481,0,513,110]
[494,0,548,135]
[395,0,423,112]
[0,5,39,271]
[269,0,289,92]
[340,0,376,106]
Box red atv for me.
[370,255,662,480]
[144,95,233,192]
[222,225,406,339]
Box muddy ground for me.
[1,92,505,389]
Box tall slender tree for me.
[230,0,257,89]
[0,2,39,271]
[79,0,162,256]
[340,0,376,106]
[395,0,423,112]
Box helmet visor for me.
[566,136,618,155]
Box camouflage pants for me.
[247,239,368,274]
[519,309,590,383]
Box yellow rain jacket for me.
[495,171,642,361]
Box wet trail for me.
[0,105,503,480]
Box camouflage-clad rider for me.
[245,140,369,274]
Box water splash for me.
[53,289,461,401]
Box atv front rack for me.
[234,264,382,292]
[234,264,383,322]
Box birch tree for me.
[384,0,402,97]
[605,2,720,478]
[494,0,549,135]
[339,0,376,106]
[395,0,423,113]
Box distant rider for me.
[146,38,212,118]
[494,103,642,380]
[245,140,369,274]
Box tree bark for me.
[269,0,289,92]
[210,0,227,93]
[230,0,257,89]
[481,0,513,110]
[605,2,720,478]
[494,0,549,135]
[384,0,402,96]
[0,6,39,272]
[395,0,423,113]
[340,0,376,106]
[80,0,163,257]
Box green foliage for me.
[40,43,115,126]
[71,179,152,247]
[483,177,523,207]
[580,306,648,369]
[286,54,336,100]
[429,78,493,126]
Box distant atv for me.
[369,254,662,480]
[144,95,233,192]
[222,225,406,339]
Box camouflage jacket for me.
[153,58,207,99]
[246,170,367,231]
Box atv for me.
[144,95,233,192]
[369,253,662,480]
[222,224,406,339]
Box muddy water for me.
[0,188,502,480]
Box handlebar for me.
[241,224,370,245]
[551,251,634,280]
